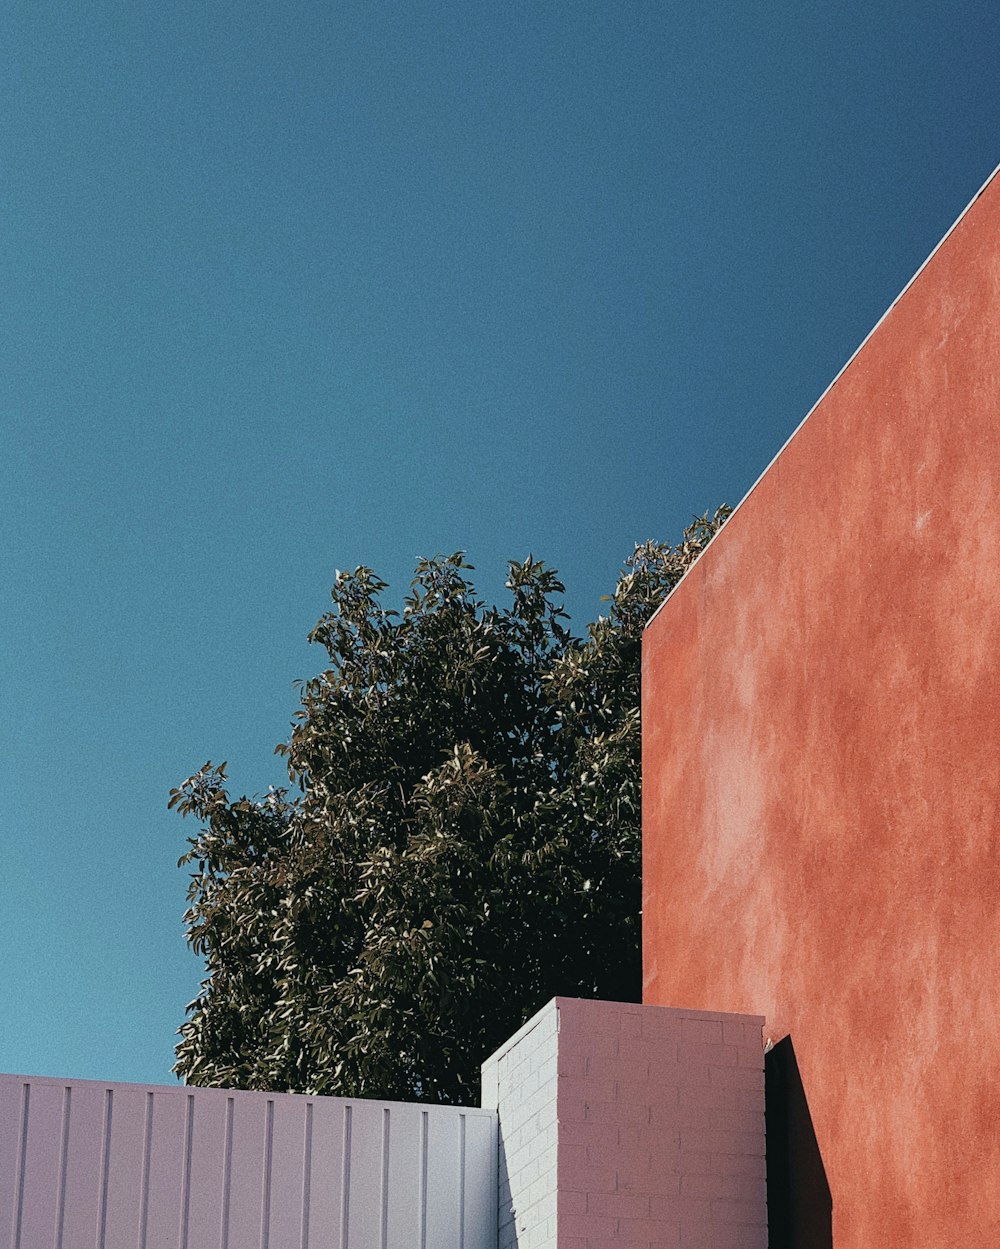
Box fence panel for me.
[0,1072,497,1249]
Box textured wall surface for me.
[642,165,1000,1247]
[0,1072,496,1249]
[483,997,766,1248]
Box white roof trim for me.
[644,157,1000,633]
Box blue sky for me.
[2,0,999,1085]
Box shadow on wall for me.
[765,1036,833,1249]
[496,1123,529,1249]
[498,1125,512,1248]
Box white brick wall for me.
[482,1000,560,1249]
[482,998,766,1249]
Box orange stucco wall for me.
[642,167,1000,1248]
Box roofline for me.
[644,156,1000,633]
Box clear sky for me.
[2,0,999,1085]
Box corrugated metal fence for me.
[0,1073,497,1249]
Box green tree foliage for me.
[171,508,729,1104]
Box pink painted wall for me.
[642,166,1000,1248]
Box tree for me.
[171,507,729,1104]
